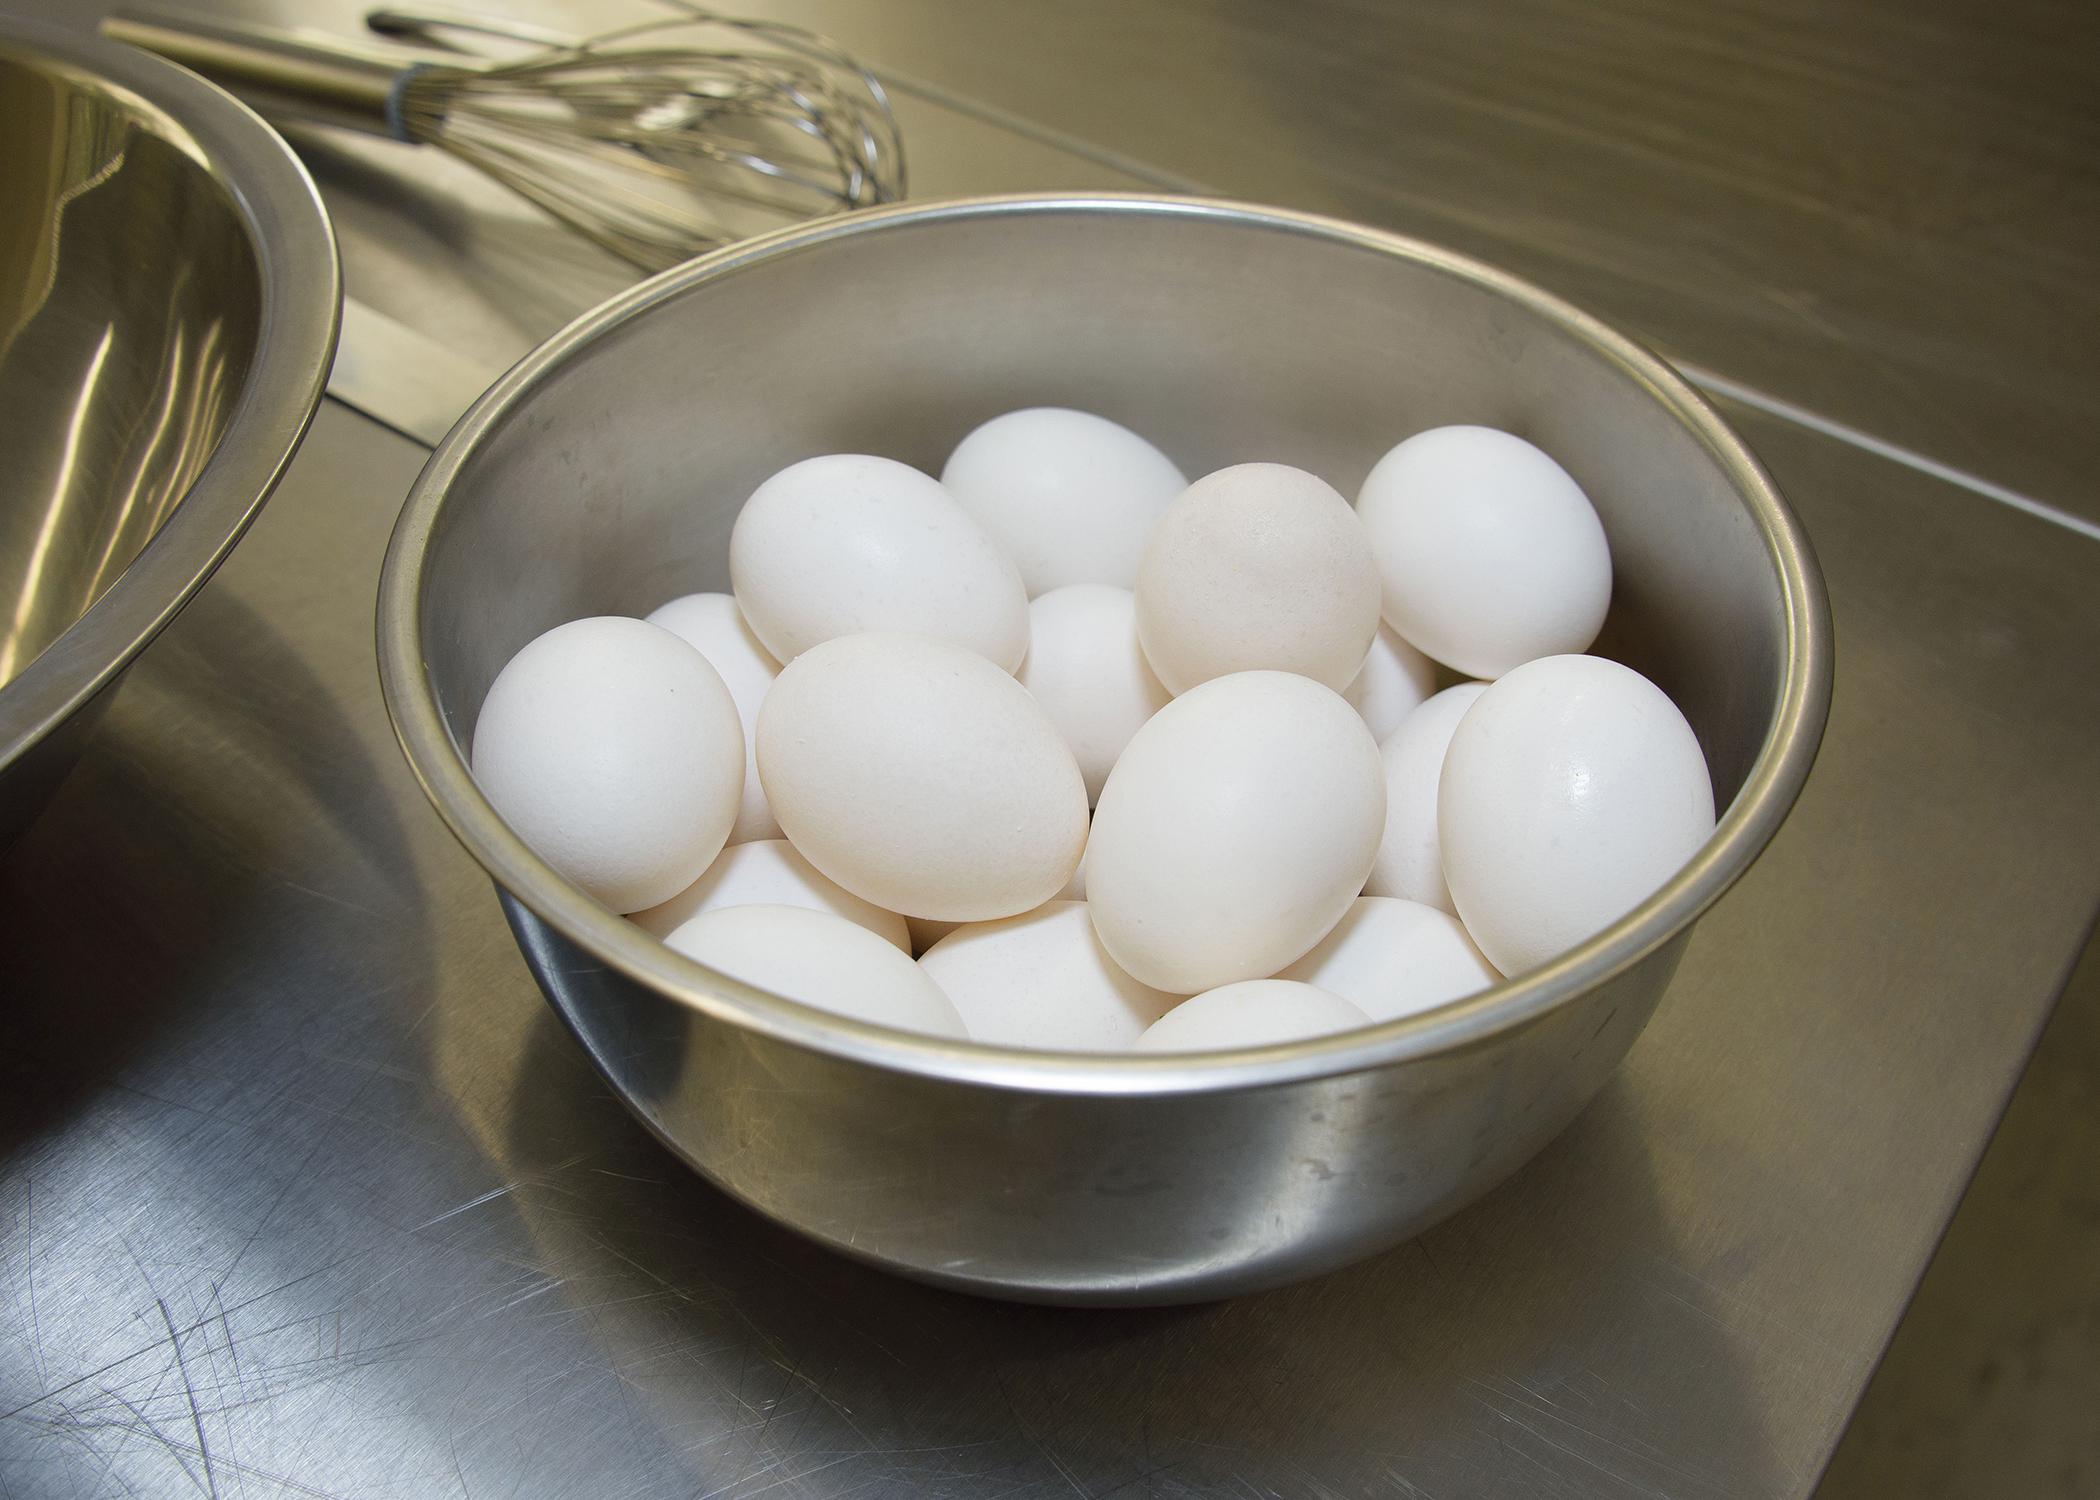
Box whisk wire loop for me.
[387,7,905,270]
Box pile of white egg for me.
[472,410,1716,1052]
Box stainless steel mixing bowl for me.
[379,195,1832,1305]
[0,19,339,847]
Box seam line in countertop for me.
[882,83,2098,547]
[326,83,2098,547]
[1674,362,2100,545]
[874,66,1216,194]
[325,337,2097,546]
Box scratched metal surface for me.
[3,1,2099,1497]
[692,0,2100,528]
[63,0,2100,526]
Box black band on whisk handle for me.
[100,11,434,141]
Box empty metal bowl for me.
[0,19,339,847]
[379,195,1832,1305]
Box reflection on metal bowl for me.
[0,19,339,846]
[379,196,1832,1304]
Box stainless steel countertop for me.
[4,3,2097,1496]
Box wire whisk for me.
[101,6,907,271]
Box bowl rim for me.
[377,192,1834,1097]
[0,19,341,772]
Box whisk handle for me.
[100,11,417,139]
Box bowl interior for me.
[0,45,262,690]
[418,203,1788,833]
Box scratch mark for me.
[490,1277,565,1315]
[1092,1458,1186,1498]
[219,1143,331,1286]
[205,1282,247,1500]
[53,1384,349,1500]
[1466,1378,1727,1496]
[158,1298,219,1498]
[1036,1436,1089,1497]
[1509,1375,1566,1412]
[701,1451,858,1500]
[273,878,378,917]
[1653,1284,1731,1331]
[91,1383,213,1496]
[1383,1467,1445,1500]
[2,1329,170,1423]
[412,1184,516,1231]
[42,1366,180,1500]
[24,1178,46,1392]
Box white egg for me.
[758,632,1088,922]
[1087,671,1385,993]
[668,903,967,1038]
[1133,979,1369,1053]
[1440,654,1715,976]
[1135,463,1382,694]
[1356,425,1612,678]
[471,617,742,913]
[645,592,781,844]
[918,901,1178,1051]
[940,408,1187,594]
[1017,585,1170,804]
[1364,681,1489,912]
[910,848,1085,958]
[729,454,1029,670]
[1344,619,1439,740]
[1274,897,1500,1022]
[631,838,910,951]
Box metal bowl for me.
[379,195,1832,1305]
[0,20,339,847]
